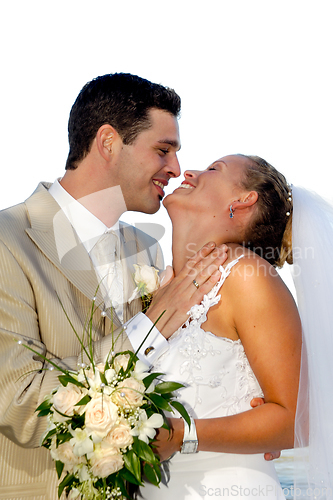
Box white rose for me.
[89,442,124,478]
[85,394,118,441]
[50,441,83,470]
[112,377,145,408]
[52,384,83,421]
[133,264,160,294]
[114,353,131,373]
[105,422,133,449]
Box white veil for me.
[292,186,333,499]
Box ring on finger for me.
[192,279,200,289]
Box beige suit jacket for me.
[0,182,163,499]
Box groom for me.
[0,73,228,499]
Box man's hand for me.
[146,242,228,339]
[250,397,281,461]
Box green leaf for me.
[36,399,52,413]
[123,449,142,485]
[55,460,64,479]
[99,370,108,386]
[36,408,52,417]
[142,372,164,389]
[42,428,57,442]
[170,400,191,428]
[154,381,184,394]
[148,393,172,412]
[113,475,131,499]
[153,460,162,483]
[56,432,72,445]
[71,413,85,429]
[75,394,91,406]
[58,472,75,498]
[118,467,142,486]
[133,438,156,464]
[143,463,160,486]
[58,374,85,388]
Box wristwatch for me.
[180,416,198,454]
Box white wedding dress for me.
[141,257,285,499]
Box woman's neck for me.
[171,222,219,276]
[170,217,245,276]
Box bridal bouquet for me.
[19,283,188,500]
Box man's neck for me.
[59,175,127,228]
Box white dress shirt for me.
[49,179,168,366]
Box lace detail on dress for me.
[185,256,244,328]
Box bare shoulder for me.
[224,244,278,279]
[202,244,301,344]
[222,243,296,309]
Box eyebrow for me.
[157,139,181,151]
[211,160,227,168]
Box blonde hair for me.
[239,155,293,268]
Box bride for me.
[141,154,303,499]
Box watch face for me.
[181,440,198,454]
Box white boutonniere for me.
[128,265,160,312]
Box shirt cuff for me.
[125,312,169,367]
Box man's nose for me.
[167,155,181,178]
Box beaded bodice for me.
[153,257,263,418]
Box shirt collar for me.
[49,179,120,253]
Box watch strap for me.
[180,416,198,454]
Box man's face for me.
[113,108,181,214]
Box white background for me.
[1,0,332,287]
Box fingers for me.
[250,397,265,408]
[179,243,228,290]
[184,241,218,270]
[159,266,174,287]
[264,451,281,461]
[183,242,228,277]
[250,398,281,462]
[146,243,229,337]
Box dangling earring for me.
[229,205,234,219]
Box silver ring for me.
[192,279,200,289]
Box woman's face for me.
[163,155,247,219]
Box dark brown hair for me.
[239,155,293,268]
[65,73,181,170]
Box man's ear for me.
[96,124,118,160]
[232,191,258,211]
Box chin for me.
[145,201,161,215]
[162,193,172,208]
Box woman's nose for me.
[184,170,200,179]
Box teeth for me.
[179,184,194,189]
[153,180,164,189]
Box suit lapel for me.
[24,183,107,314]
